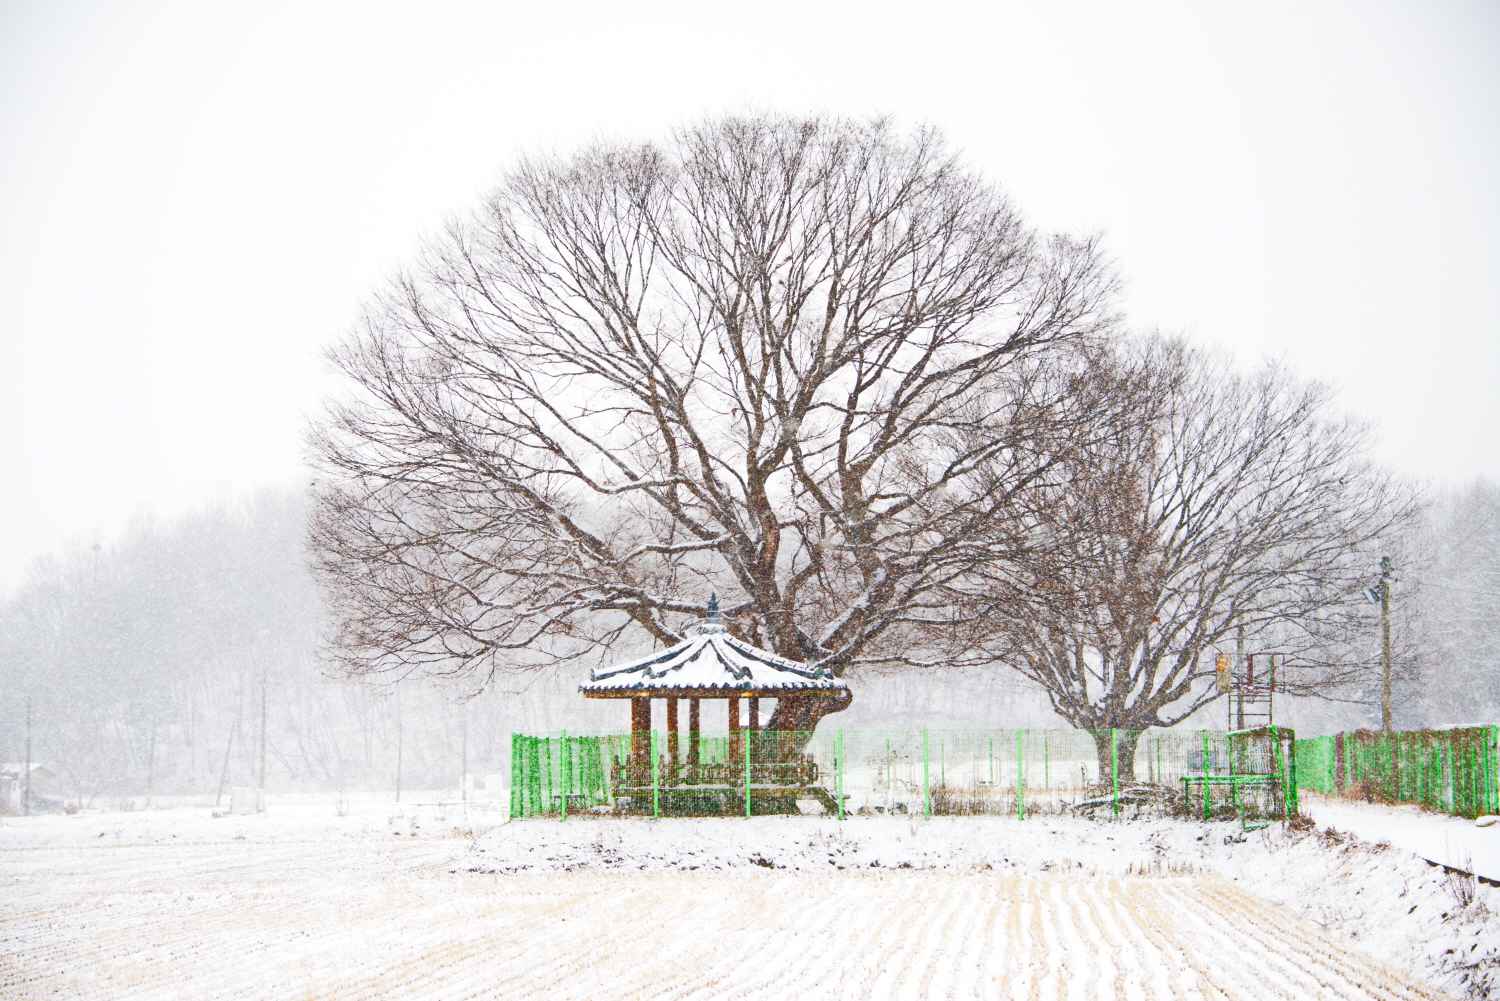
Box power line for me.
[1410,579,1500,600]
[1439,503,1500,558]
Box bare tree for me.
[994,339,1421,774]
[308,113,1120,737]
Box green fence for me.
[509,733,625,819]
[511,727,1297,822]
[1294,726,1500,818]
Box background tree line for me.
[0,494,509,805]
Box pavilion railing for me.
[510,727,1298,822]
[1293,725,1499,819]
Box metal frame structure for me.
[1179,725,1298,828]
[1221,652,1285,731]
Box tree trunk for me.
[629,697,651,786]
[766,691,854,759]
[1088,728,1143,788]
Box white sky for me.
[1,0,1496,595]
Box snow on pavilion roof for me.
[580,601,846,696]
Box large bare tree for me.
[308,113,1120,735]
[996,339,1421,774]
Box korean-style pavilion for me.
[580,596,848,813]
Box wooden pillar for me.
[666,697,679,778]
[630,696,651,785]
[688,698,701,771]
[728,696,741,769]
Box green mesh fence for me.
[508,733,625,819]
[1293,726,1500,819]
[511,727,1297,822]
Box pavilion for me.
[580,595,848,812]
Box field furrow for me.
[0,842,1452,1000]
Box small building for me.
[580,596,847,812]
[1,763,59,814]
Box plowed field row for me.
[0,841,1448,1000]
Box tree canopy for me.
[309,113,1120,732]
[309,113,1419,745]
[994,339,1419,769]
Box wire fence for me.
[1294,726,1499,818]
[510,726,1298,823]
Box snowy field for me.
[2,798,1496,999]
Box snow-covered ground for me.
[0,791,507,848]
[1,798,1495,999]
[1301,792,1500,882]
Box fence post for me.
[836,730,845,821]
[923,729,931,820]
[1486,726,1496,815]
[533,734,542,818]
[1443,740,1452,813]
[509,734,521,819]
[535,737,545,816]
[552,736,562,813]
[1202,730,1211,821]
[1111,729,1120,820]
[1287,730,1299,817]
[1269,725,1282,819]
[650,729,661,819]
[561,730,570,822]
[1489,725,1499,815]
[1016,729,1025,821]
[530,736,542,818]
[744,723,752,819]
[581,735,594,807]
[1391,732,1400,804]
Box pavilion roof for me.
[579,600,846,697]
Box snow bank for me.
[465,814,1499,997]
[1301,792,1500,882]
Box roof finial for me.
[696,592,728,635]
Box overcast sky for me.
[1,0,1496,595]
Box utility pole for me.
[23,697,32,817]
[258,666,268,811]
[145,721,155,810]
[1380,556,1394,731]
[1234,624,1245,731]
[214,721,235,809]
